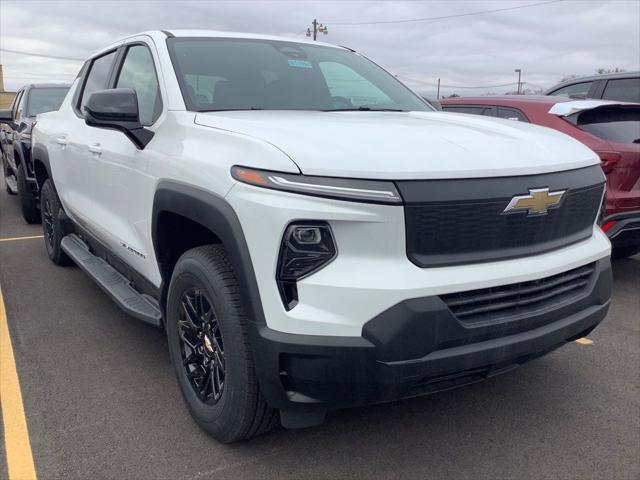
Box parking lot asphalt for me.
[0,181,639,480]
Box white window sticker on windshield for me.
[288,59,312,69]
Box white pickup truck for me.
[32,30,612,443]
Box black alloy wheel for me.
[39,179,71,266]
[178,288,226,404]
[42,196,55,250]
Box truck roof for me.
[88,29,348,61]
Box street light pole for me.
[306,19,328,41]
[515,69,522,94]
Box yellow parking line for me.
[0,287,38,480]
[575,337,594,345]
[0,235,44,243]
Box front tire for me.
[40,179,72,265]
[17,166,40,224]
[166,245,276,443]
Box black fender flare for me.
[31,142,53,190]
[13,144,34,179]
[152,181,267,326]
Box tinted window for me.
[15,90,26,120]
[168,38,429,112]
[497,107,528,122]
[11,90,23,119]
[116,45,162,125]
[442,105,494,116]
[80,51,117,113]
[548,81,593,98]
[574,107,640,144]
[26,87,69,116]
[602,78,640,103]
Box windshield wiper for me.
[322,106,405,112]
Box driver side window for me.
[116,45,162,125]
[79,51,118,114]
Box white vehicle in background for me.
[32,30,612,443]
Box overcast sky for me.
[1,0,638,96]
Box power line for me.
[0,48,84,62]
[401,77,520,89]
[328,0,565,26]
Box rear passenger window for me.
[548,81,593,98]
[497,107,528,122]
[116,45,162,125]
[442,105,494,116]
[79,51,117,114]
[602,78,640,103]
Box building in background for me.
[0,65,17,109]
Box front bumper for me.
[603,211,640,249]
[250,257,612,412]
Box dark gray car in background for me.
[546,71,640,103]
[0,83,70,223]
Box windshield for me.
[167,38,430,112]
[26,87,69,116]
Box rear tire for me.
[40,179,72,266]
[166,244,276,443]
[17,166,40,224]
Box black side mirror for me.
[0,109,12,124]
[84,88,154,149]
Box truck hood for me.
[195,110,599,179]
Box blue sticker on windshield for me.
[288,59,313,69]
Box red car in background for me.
[441,96,640,258]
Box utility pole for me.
[437,78,441,99]
[306,19,328,41]
[514,68,522,94]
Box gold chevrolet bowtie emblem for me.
[503,188,566,216]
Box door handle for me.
[55,136,67,146]
[89,143,102,155]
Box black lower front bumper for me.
[604,211,640,250]
[249,258,612,414]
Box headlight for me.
[231,166,402,204]
[276,221,337,310]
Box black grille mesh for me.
[441,263,596,325]
[405,185,603,267]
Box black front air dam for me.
[248,257,612,412]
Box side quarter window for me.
[115,45,162,125]
[78,50,118,114]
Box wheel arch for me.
[31,143,52,190]
[152,181,267,325]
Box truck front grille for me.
[441,263,596,325]
[396,166,605,267]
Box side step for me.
[61,234,162,327]
[5,174,18,195]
